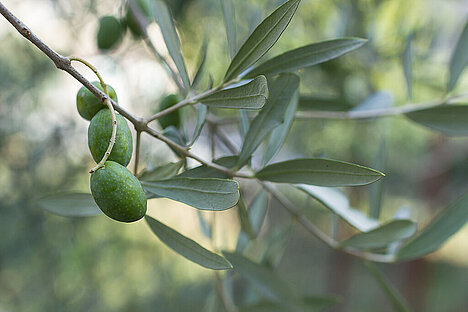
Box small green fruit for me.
[126,0,151,37]
[88,109,133,167]
[76,81,118,121]
[97,16,125,51]
[91,161,147,222]
[158,94,181,130]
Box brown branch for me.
[0,2,248,178]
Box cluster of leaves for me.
[31,0,468,310]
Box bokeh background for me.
[1,0,468,311]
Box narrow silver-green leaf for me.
[187,104,207,146]
[224,0,301,81]
[263,90,298,164]
[405,104,468,136]
[297,185,380,232]
[237,195,255,239]
[178,156,238,179]
[142,177,239,211]
[151,1,190,89]
[238,73,299,166]
[220,0,237,59]
[365,262,412,312]
[36,193,102,217]
[257,158,384,187]
[200,76,268,109]
[402,35,413,100]
[145,216,232,270]
[447,20,468,92]
[397,192,468,261]
[369,139,386,219]
[249,189,269,237]
[223,251,298,303]
[139,161,183,181]
[192,39,209,89]
[239,109,250,137]
[261,225,292,268]
[197,210,212,238]
[245,38,366,78]
[340,220,416,250]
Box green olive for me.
[97,16,125,51]
[126,0,151,37]
[158,94,181,130]
[88,109,133,167]
[91,161,147,222]
[76,81,118,121]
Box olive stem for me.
[0,2,252,179]
[90,97,118,173]
[134,130,142,175]
[69,57,108,94]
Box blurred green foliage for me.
[1,0,468,311]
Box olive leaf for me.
[447,19,468,92]
[405,104,468,136]
[36,192,102,217]
[224,0,301,81]
[245,38,367,78]
[146,216,232,270]
[142,177,239,211]
[200,76,268,109]
[220,0,237,59]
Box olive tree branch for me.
[127,0,186,94]
[211,122,396,263]
[0,2,251,179]
[295,91,468,120]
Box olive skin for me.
[126,0,151,37]
[88,109,133,167]
[76,81,118,121]
[91,161,147,222]
[158,94,181,130]
[97,16,124,51]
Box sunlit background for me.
[1,0,468,311]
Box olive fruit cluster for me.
[76,83,147,222]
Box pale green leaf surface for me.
[257,158,384,187]
[139,161,183,181]
[142,177,239,211]
[146,216,232,270]
[397,192,468,260]
[405,104,468,136]
[220,0,237,59]
[340,220,416,249]
[188,104,207,146]
[36,193,101,217]
[245,38,366,78]
[200,76,268,109]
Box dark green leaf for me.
[220,0,237,59]
[223,251,298,303]
[200,76,268,109]
[145,216,232,270]
[142,177,239,211]
[365,262,412,312]
[405,104,468,136]
[402,35,413,100]
[188,104,207,146]
[447,20,468,92]
[263,91,298,164]
[36,193,102,217]
[151,1,190,89]
[297,185,380,232]
[238,73,299,166]
[245,38,366,78]
[139,161,183,181]
[257,158,384,187]
[340,220,416,250]
[397,192,468,260]
[224,0,301,81]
